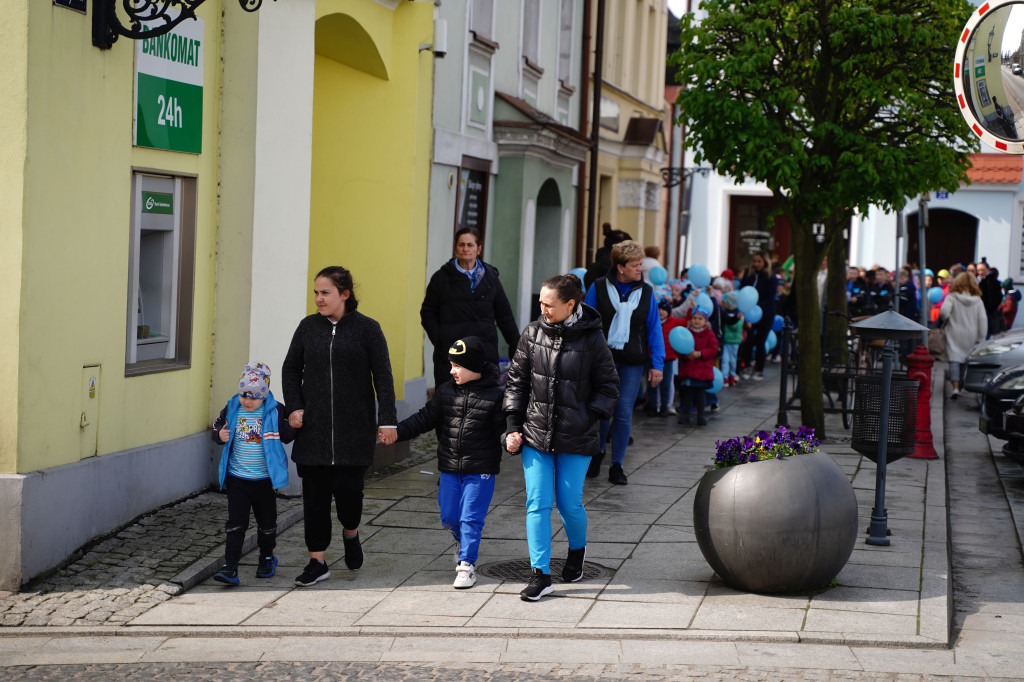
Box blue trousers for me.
[599,362,645,465]
[721,343,739,378]
[438,472,496,565]
[521,446,589,574]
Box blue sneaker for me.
[213,564,239,586]
[256,555,278,579]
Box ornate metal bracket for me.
[93,0,269,49]
[661,166,712,188]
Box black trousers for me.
[679,385,706,419]
[739,315,773,372]
[298,463,368,553]
[224,474,277,566]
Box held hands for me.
[648,368,663,388]
[288,410,304,429]
[505,431,523,453]
[687,350,701,360]
[377,427,397,445]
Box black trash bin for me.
[851,375,918,463]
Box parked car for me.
[977,363,1024,439]
[1000,393,1024,464]
[1014,64,1023,75]
[962,328,1024,393]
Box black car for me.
[977,363,1024,439]
[999,393,1024,465]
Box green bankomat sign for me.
[134,19,204,154]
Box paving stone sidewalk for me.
[0,438,438,628]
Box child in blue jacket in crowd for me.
[387,337,505,590]
[210,361,295,585]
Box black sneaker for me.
[561,546,586,583]
[608,463,628,485]
[709,404,719,412]
[519,569,553,601]
[256,555,278,579]
[343,531,363,570]
[697,417,708,426]
[678,415,691,425]
[213,564,239,586]
[658,406,668,418]
[294,558,330,587]
[643,404,658,417]
[586,451,604,479]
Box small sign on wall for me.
[54,0,86,13]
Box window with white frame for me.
[471,0,495,41]
[558,0,574,85]
[523,0,540,66]
[125,172,196,374]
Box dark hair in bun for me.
[542,273,584,306]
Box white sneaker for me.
[951,388,960,400]
[453,561,476,589]
[666,406,677,415]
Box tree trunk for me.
[825,224,850,364]
[792,224,826,436]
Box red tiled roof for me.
[966,153,1022,184]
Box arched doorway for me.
[529,179,563,320]
[906,208,979,270]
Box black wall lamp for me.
[93,0,272,49]
[661,166,711,188]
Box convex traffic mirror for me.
[955,0,1024,152]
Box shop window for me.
[125,172,196,375]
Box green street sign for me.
[975,65,986,78]
[141,191,174,214]
[134,19,204,154]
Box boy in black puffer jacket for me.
[391,336,505,590]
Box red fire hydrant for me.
[906,345,938,459]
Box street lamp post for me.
[850,310,930,546]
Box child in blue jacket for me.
[210,361,295,585]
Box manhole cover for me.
[477,558,613,583]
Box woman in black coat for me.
[738,251,777,380]
[504,274,619,602]
[282,266,397,588]
[420,227,520,386]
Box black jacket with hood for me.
[396,363,506,475]
[503,304,619,457]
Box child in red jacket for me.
[677,310,719,426]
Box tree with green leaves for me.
[670,0,978,434]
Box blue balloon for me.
[772,315,784,332]
[649,265,668,286]
[745,304,763,325]
[570,267,587,281]
[928,287,944,304]
[765,330,778,352]
[738,286,759,313]
[709,367,724,393]
[689,264,711,289]
[695,292,713,314]
[669,327,694,355]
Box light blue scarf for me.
[606,279,642,349]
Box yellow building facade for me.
[0,0,433,589]
[583,0,668,259]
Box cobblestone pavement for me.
[0,436,438,628]
[0,661,1013,681]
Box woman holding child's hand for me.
[502,273,618,602]
[281,266,398,588]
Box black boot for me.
[586,451,604,478]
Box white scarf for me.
[606,279,642,349]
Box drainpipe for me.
[575,0,593,266]
[665,102,682,276]
[585,0,607,266]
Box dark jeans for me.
[224,474,277,566]
[298,463,368,553]
[679,385,706,419]
[739,315,773,371]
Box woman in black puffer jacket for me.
[504,274,619,601]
